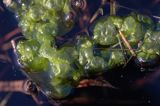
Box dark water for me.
[0,0,160,106]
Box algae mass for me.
[9,0,160,99]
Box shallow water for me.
[0,0,160,106]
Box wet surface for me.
[0,0,160,106]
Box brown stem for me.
[0,92,12,106]
[89,8,103,24]
[77,79,117,89]
[118,30,137,57]
[110,0,117,15]
[89,0,110,24]
[0,27,22,44]
[0,80,47,105]
[0,80,26,93]
[0,54,11,62]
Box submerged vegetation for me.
[9,0,160,99]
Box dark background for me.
[0,0,160,106]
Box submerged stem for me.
[110,0,117,15]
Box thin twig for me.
[94,48,138,51]
[0,80,48,105]
[31,95,43,106]
[0,80,26,93]
[152,15,160,20]
[89,0,110,24]
[117,34,128,63]
[0,54,11,63]
[0,27,22,44]
[110,0,117,15]
[123,55,134,68]
[0,92,12,106]
[89,8,104,24]
[117,3,160,20]
[118,30,137,57]
[77,79,117,89]
[105,1,160,20]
